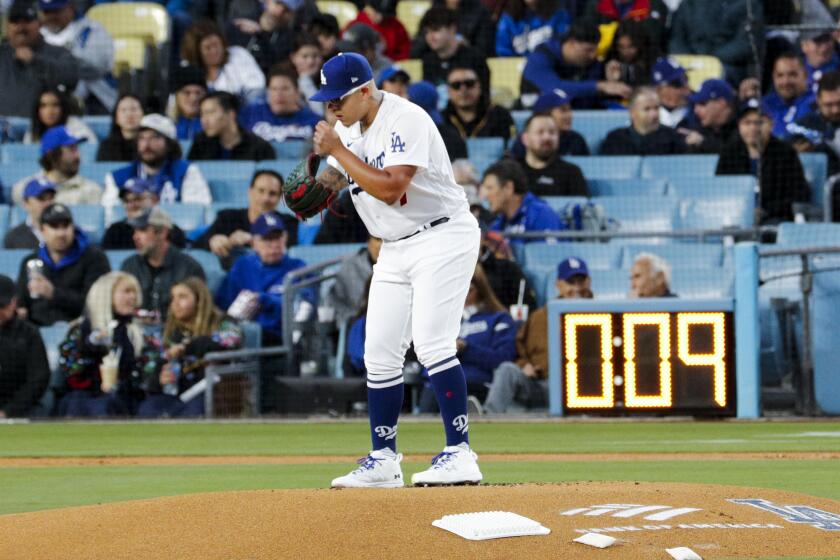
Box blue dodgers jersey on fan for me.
[457,310,518,385]
[239,102,322,142]
[490,191,565,244]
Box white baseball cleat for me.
[330,449,405,488]
[411,444,483,486]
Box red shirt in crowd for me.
[348,11,411,61]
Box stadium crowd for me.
[0,0,837,418]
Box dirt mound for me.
[2,482,839,559]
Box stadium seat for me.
[670,268,733,298]
[542,196,589,216]
[106,249,135,270]
[2,116,29,141]
[77,143,98,162]
[315,0,358,27]
[196,161,256,183]
[159,203,206,233]
[0,162,41,199]
[589,269,628,299]
[1,143,39,164]
[87,3,170,46]
[587,178,667,197]
[523,267,550,305]
[36,321,71,416]
[810,271,840,413]
[185,249,225,294]
[112,37,147,74]
[466,137,505,161]
[0,249,30,278]
[776,222,840,246]
[487,57,526,107]
[271,140,310,159]
[260,159,299,181]
[82,116,112,141]
[511,110,529,133]
[594,196,679,234]
[397,59,423,83]
[240,321,263,349]
[679,198,754,230]
[571,111,629,153]
[666,175,755,199]
[70,204,106,244]
[0,204,9,238]
[620,243,724,270]
[566,155,641,179]
[471,155,500,178]
[640,155,719,180]
[9,205,25,225]
[79,162,119,185]
[798,152,827,206]
[208,179,250,205]
[670,54,724,91]
[522,241,623,271]
[397,0,430,36]
[288,243,365,265]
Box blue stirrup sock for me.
[367,379,404,453]
[426,356,470,447]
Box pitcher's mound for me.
[2,482,839,559]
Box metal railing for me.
[504,226,770,243]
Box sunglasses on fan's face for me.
[448,79,478,90]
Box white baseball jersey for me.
[326,92,469,241]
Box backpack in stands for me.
[561,201,617,232]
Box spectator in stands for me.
[347,0,410,61]
[683,79,738,154]
[630,252,676,297]
[226,0,307,73]
[310,13,340,60]
[121,207,205,319]
[481,159,564,245]
[511,90,589,158]
[12,125,102,206]
[801,30,839,93]
[483,256,592,414]
[410,0,495,59]
[289,33,325,114]
[416,7,490,94]
[409,80,467,160]
[668,0,764,84]
[188,92,276,161]
[717,98,810,224]
[376,65,410,98]
[17,203,111,326]
[96,94,144,162]
[168,65,206,141]
[57,271,149,417]
[521,22,632,109]
[240,64,322,143]
[137,277,242,418]
[181,19,266,104]
[580,0,669,50]
[38,0,116,113]
[603,20,658,88]
[479,229,537,308]
[326,236,382,328]
[791,70,840,185]
[442,65,516,145]
[600,86,687,155]
[653,57,691,129]
[102,178,188,250]
[418,262,517,412]
[0,274,49,418]
[194,170,298,269]
[338,22,393,75]
[24,88,97,144]
[0,0,82,117]
[103,114,211,207]
[518,113,588,197]
[495,0,570,57]
[216,211,314,345]
[4,178,55,250]
[763,52,816,138]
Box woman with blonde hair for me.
[58,271,149,417]
[138,277,242,418]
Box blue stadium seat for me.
[35,321,71,416]
[259,159,299,181]
[524,267,550,305]
[565,156,641,179]
[666,175,755,199]
[776,222,840,247]
[106,249,135,270]
[0,248,30,278]
[208,179,250,205]
[159,203,206,233]
[594,196,679,234]
[670,268,733,298]
[82,116,111,140]
[0,161,41,195]
[572,110,629,153]
[522,241,623,270]
[3,117,29,141]
[619,243,724,270]
[70,205,105,244]
[196,161,255,183]
[471,155,500,178]
[79,162,119,185]
[179,140,193,155]
[1,143,39,164]
[185,249,226,294]
[679,198,754,229]
[272,140,310,159]
[587,178,667,197]
[542,195,589,216]
[77,142,98,162]
[240,320,262,349]
[798,152,827,206]
[466,137,505,161]
[511,110,529,133]
[10,205,25,225]
[640,155,719,180]
[0,204,9,237]
[811,271,840,413]
[288,243,365,265]
[589,269,628,299]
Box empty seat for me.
[0,249,30,278]
[79,162,119,185]
[487,57,526,107]
[641,155,719,180]
[82,116,112,141]
[670,268,733,298]
[679,198,754,230]
[196,161,255,183]
[589,269,628,299]
[798,152,827,206]
[571,111,629,153]
[270,139,310,159]
[0,204,9,238]
[106,249,135,270]
[87,2,170,46]
[666,175,755,199]
[588,178,667,197]
[565,155,641,179]
[511,110,529,133]
[260,159,300,181]
[776,222,840,247]
[595,196,678,234]
[70,205,106,244]
[208,179,250,205]
[523,241,622,270]
[1,143,40,163]
[620,243,723,270]
[159,203,206,233]
[466,137,505,161]
[185,249,225,294]
[288,243,365,265]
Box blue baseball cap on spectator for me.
[119,177,156,198]
[309,52,374,102]
[376,65,410,87]
[689,79,735,104]
[533,89,571,113]
[38,0,70,11]
[738,97,772,120]
[652,57,687,87]
[40,125,86,157]
[408,81,443,125]
[251,211,286,236]
[23,177,57,200]
[557,257,589,281]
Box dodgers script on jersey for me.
[326,92,469,240]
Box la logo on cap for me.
[321,69,327,85]
[266,215,277,226]
[351,77,359,83]
[54,204,66,213]
[569,258,581,269]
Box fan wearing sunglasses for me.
[442,66,516,145]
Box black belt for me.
[395,217,449,241]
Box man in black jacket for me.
[442,66,516,145]
[194,170,298,269]
[188,92,276,161]
[518,113,588,198]
[101,178,188,250]
[716,98,810,224]
[417,7,490,95]
[601,86,686,155]
[0,274,50,418]
[684,79,738,154]
[16,203,111,326]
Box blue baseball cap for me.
[119,177,156,198]
[557,257,589,281]
[738,97,772,120]
[408,81,443,125]
[652,57,687,87]
[38,0,70,11]
[533,89,571,113]
[251,211,286,236]
[376,65,410,87]
[40,125,86,157]
[309,52,374,102]
[23,177,57,200]
[689,79,735,104]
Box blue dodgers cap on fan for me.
[40,125,86,156]
[23,177,57,200]
[408,81,443,124]
[652,57,687,87]
[376,65,410,87]
[689,79,735,104]
[533,89,571,113]
[557,257,589,281]
[119,177,156,198]
[38,0,70,11]
[309,52,374,102]
[251,211,286,236]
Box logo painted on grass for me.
[730,499,840,531]
[561,504,701,521]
